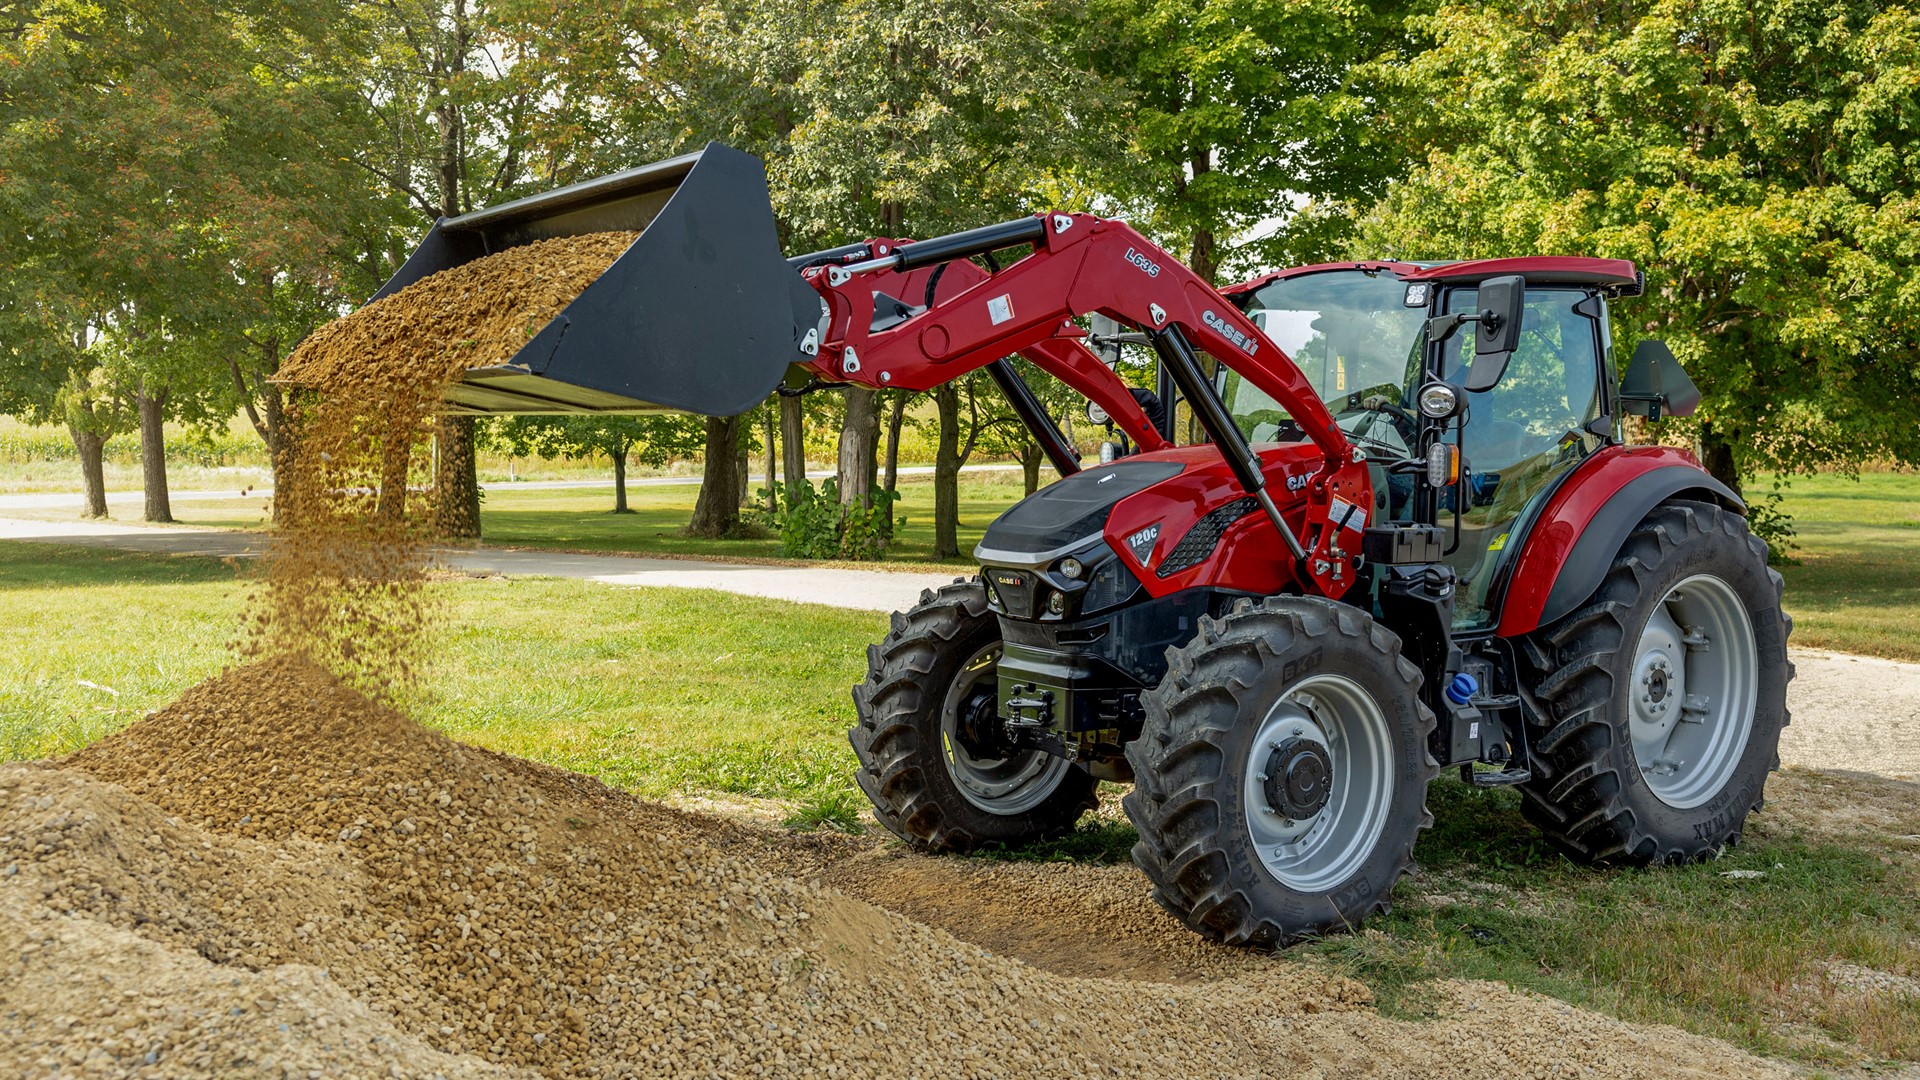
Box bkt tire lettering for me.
[1124,247,1161,278]
[1202,309,1259,356]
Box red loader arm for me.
[792,240,1171,454]
[794,214,1369,596]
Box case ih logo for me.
[1202,309,1258,356]
[991,570,1026,589]
[1123,247,1161,278]
[1125,523,1160,566]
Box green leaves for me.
[1363,0,1920,486]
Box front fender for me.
[1493,446,1742,637]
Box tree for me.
[1359,0,1920,503]
[688,0,1118,547]
[486,414,701,512]
[1087,0,1412,284]
[0,0,374,520]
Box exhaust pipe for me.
[371,142,819,417]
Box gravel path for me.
[4,514,1914,780]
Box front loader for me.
[329,142,1791,945]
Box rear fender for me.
[1493,446,1742,637]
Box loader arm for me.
[792,239,1171,454]
[792,214,1368,595]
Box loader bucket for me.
[372,142,819,417]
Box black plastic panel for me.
[978,460,1183,556]
[1156,496,1258,578]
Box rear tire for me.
[850,579,1098,853]
[1124,597,1436,946]
[1520,500,1792,863]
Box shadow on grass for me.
[0,541,239,591]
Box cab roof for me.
[1224,257,1641,298]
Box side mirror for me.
[1088,313,1124,368]
[1462,274,1525,392]
[1619,339,1701,419]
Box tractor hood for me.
[975,442,1332,613]
[974,460,1186,568]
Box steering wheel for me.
[1336,382,1420,455]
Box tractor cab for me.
[1224,259,1658,631]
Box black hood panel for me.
[978,460,1185,558]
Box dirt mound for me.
[0,659,1788,1078]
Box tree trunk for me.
[375,424,412,525]
[433,415,481,539]
[1021,441,1042,495]
[763,406,777,513]
[884,390,906,492]
[933,384,962,559]
[735,449,750,507]
[688,414,743,537]
[837,386,880,510]
[135,384,172,524]
[611,448,630,513]
[780,392,807,495]
[1696,420,1742,500]
[68,424,108,519]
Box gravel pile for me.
[0,658,1786,1078]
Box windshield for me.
[1220,271,1428,448]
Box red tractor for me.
[372,144,1791,944]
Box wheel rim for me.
[939,642,1073,815]
[1242,674,1395,894]
[1629,573,1759,810]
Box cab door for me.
[1434,286,1608,630]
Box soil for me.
[1,658,1791,1079]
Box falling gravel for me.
[245,232,638,694]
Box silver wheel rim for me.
[1242,674,1395,893]
[939,643,1073,815]
[1629,573,1759,809]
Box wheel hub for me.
[1262,737,1334,820]
[955,689,1013,760]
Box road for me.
[1,513,1911,780]
[0,464,1016,514]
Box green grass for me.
[1305,778,1920,1067]
[3,539,1917,1068]
[0,541,882,815]
[40,465,1920,659]
[1766,471,1920,660]
[99,472,1033,568]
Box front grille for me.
[982,567,1037,618]
[1156,497,1259,578]
[1084,554,1141,612]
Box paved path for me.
[0,464,1015,514]
[2,514,1913,780]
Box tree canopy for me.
[1359,0,1920,492]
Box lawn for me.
[2,538,1917,1068]
[39,465,1920,658]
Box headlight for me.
[1417,382,1461,418]
[1086,401,1111,425]
[1058,556,1084,580]
[1046,590,1067,615]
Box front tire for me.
[850,579,1098,853]
[1124,597,1437,946]
[1521,500,1792,863]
